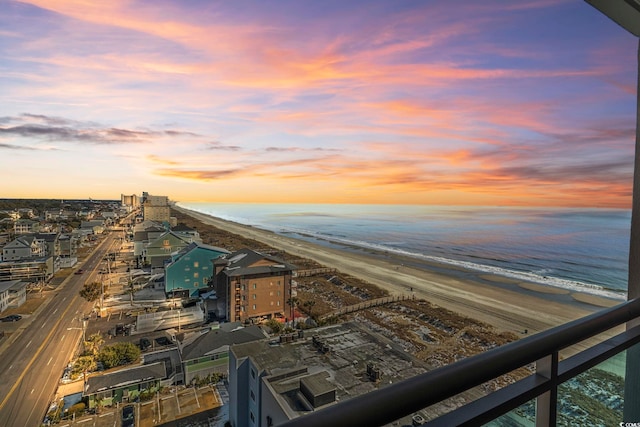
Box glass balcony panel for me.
[556,350,626,426]
[482,400,535,426]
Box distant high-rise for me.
[142,194,171,223]
[120,194,140,209]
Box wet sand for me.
[174,205,623,336]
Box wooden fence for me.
[318,294,414,322]
[296,268,337,277]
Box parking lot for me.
[56,384,225,427]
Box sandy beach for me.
[174,205,621,337]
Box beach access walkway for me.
[319,294,415,322]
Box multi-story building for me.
[34,233,60,258]
[0,256,55,283]
[58,233,78,258]
[142,194,171,224]
[180,323,266,385]
[228,322,430,427]
[80,219,106,235]
[165,242,230,298]
[2,234,47,261]
[132,222,166,265]
[144,230,194,270]
[211,249,297,323]
[171,224,201,244]
[121,194,141,209]
[14,219,39,235]
[0,280,28,312]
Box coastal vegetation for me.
[79,281,103,302]
[173,207,628,422]
[98,342,141,369]
[170,208,525,394]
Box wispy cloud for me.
[0,114,201,145]
[0,0,635,206]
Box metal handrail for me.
[279,298,640,427]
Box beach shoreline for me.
[174,205,621,336]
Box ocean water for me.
[177,202,630,300]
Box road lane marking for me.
[25,340,32,349]
[41,322,46,329]
[47,357,52,366]
[61,335,65,341]
[0,233,113,415]
[53,308,58,314]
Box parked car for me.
[74,269,84,275]
[122,404,135,427]
[155,336,171,346]
[1,314,22,322]
[139,337,151,351]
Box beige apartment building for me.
[142,194,171,223]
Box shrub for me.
[67,402,86,417]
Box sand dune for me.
[175,206,623,338]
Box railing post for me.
[535,352,558,427]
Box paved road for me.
[0,232,120,427]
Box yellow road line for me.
[0,235,114,412]
[0,292,80,411]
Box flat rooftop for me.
[233,322,430,416]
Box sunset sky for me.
[0,0,637,207]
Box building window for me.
[194,272,199,278]
[253,283,257,289]
[251,390,255,401]
[277,291,280,296]
[194,282,199,287]
[269,291,273,296]
[253,294,256,300]
[250,412,255,422]
[193,261,199,268]
[252,304,256,310]
[251,369,256,379]
[277,301,280,306]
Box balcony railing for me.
[280,297,640,427]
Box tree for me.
[98,342,141,369]
[265,318,283,334]
[73,355,96,384]
[286,297,299,327]
[79,282,102,302]
[85,332,104,357]
[303,300,316,319]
